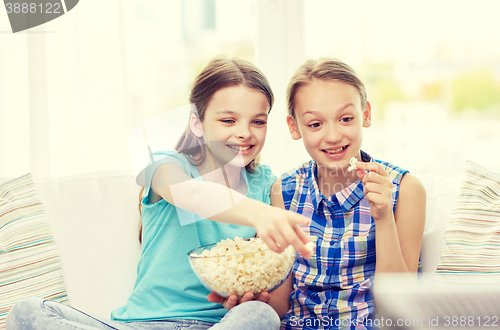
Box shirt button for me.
[330,241,334,246]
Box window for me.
[300,0,500,176]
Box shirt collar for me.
[307,151,374,213]
[335,180,365,213]
[307,160,323,211]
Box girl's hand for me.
[249,206,312,259]
[355,162,394,222]
[207,291,270,310]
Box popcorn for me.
[189,237,296,298]
[347,157,358,172]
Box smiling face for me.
[195,84,269,168]
[288,79,371,171]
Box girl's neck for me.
[197,157,247,195]
[316,161,359,197]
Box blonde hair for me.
[286,58,367,119]
[139,56,274,242]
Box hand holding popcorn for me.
[355,162,394,222]
[207,290,270,311]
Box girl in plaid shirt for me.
[266,58,426,329]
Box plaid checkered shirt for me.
[280,151,408,330]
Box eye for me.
[253,120,267,126]
[221,119,235,124]
[308,122,322,128]
[340,116,354,123]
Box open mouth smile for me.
[227,144,254,151]
[322,145,348,154]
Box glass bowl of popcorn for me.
[188,237,296,299]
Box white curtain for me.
[1,0,285,180]
[0,0,132,178]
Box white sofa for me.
[26,171,462,319]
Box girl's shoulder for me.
[139,150,197,186]
[251,163,273,175]
[151,149,187,163]
[248,164,277,184]
[364,150,408,185]
[147,150,195,171]
[373,158,409,185]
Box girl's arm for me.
[355,162,426,275]
[151,163,312,256]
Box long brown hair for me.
[286,58,367,119]
[138,56,274,242]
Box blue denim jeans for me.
[6,298,280,330]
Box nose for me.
[236,123,251,139]
[324,123,342,143]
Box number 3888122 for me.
[5,2,62,14]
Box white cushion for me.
[34,171,142,318]
[418,174,463,276]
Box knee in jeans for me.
[6,298,44,325]
[12,298,43,313]
[234,301,280,329]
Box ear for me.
[362,102,372,128]
[189,113,204,138]
[287,116,302,140]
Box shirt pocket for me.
[293,235,321,287]
[341,235,373,288]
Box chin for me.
[314,159,346,172]
[226,154,254,168]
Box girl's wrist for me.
[373,213,395,227]
[239,197,261,228]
